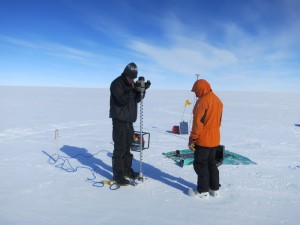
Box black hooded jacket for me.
[109,73,144,122]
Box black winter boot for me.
[114,177,130,186]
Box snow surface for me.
[1,86,300,225]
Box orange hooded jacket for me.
[190,79,223,147]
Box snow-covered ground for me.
[1,86,300,225]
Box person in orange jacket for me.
[188,79,223,198]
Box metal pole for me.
[139,92,144,181]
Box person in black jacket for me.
[109,62,145,185]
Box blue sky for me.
[0,0,299,91]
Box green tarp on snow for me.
[163,147,256,167]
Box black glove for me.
[145,80,151,89]
[133,81,141,89]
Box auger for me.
[133,76,151,181]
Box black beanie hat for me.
[123,62,138,79]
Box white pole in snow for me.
[54,129,60,160]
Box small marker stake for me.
[54,129,60,160]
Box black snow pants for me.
[193,145,220,193]
[112,119,134,180]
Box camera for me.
[134,76,151,92]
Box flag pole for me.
[181,100,191,121]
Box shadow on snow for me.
[44,145,195,193]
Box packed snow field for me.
[1,86,300,225]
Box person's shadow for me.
[57,145,195,194]
[60,145,113,181]
[131,155,196,193]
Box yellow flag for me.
[185,100,192,107]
